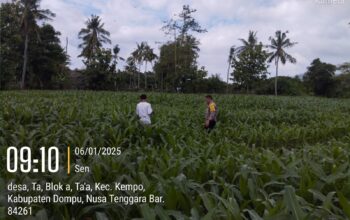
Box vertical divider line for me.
[67,145,71,175]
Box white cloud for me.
[192,0,350,77]
[40,0,87,68]
[7,0,349,78]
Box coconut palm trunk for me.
[226,46,236,94]
[138,64,141,89]
[226,62,230,94]
[275,57,279,96]
[21,33,29,89]
[18,0,55,89]
[268,31,297,96]
[129,74,132,88]
[174,31,177,81]
[145,61,147,90]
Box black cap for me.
[140,94,147,100]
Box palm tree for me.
[132,42,146,89]
[237,31,258,54]
[125,56,137,88]
[112,44,124,66]
[226,46,236,93]
[142,43,150,75]
[144,45,158,90]
[78,15,111,64]
[267,30,297,96]
[112,44,124,89]
[19,0,55,89]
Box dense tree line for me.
[0,1,349,97]
[0,1,68,89]
[227,30,349,98]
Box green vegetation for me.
[18,0,55,89]
[1,91,350,219]
[255,77,306,96]
[1,1,349,97]
[0,1,68,90]
[266,30,297,96]
[303,59,337,97]
[155,5,207,92]
[78,15,112,64]
[330,73,350,98]
[231,31,269,92]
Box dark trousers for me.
[205,120,216,132]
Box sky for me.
[2,0,350,79]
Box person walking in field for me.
[205,95,218,132]
[136,94,153,125]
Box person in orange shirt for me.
[205,95,218,132]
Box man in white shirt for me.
[136,94,153,125]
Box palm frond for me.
[268,53,277,63]
[78,15,111,61]
[267,30,297,65]
[284,52,297,64]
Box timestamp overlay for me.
[3,146,164,217]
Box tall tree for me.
[338,62,350,75]
[303,58,336,96]
[112,45,124,63]
[0,2,22,89]
[111,44,124,89]
[84,48,116,90]
[330,61,350,98]
[125,56,138,89]
[267,30,297,96]
[112,44,124,69]
[158,5,206,92]
[131,42,146,89]
[231,31,269,92]
[177,5,207,40]
[29,24,68,89]
[19,0,55,89]
[163,5,207,41]
[143,44,158,89]
[237,31,258,54]
[231,43,269,92]
[226,46,236,92]
[78,15,111,64]
[154,36,201,91]
[162,19,179,79]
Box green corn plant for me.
[0,91,349,219]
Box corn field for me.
[1,91,350,220]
